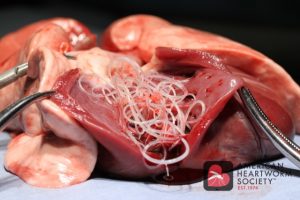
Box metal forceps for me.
[0,62,28,89]
[0,63,54,131]
[238,87,300,168]
[0,63,299,168]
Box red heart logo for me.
[207,164,230,187]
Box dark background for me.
[1,0,299,83]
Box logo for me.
[236,163,292,190]
[204,161,233,191]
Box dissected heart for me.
[0,15,299,188]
